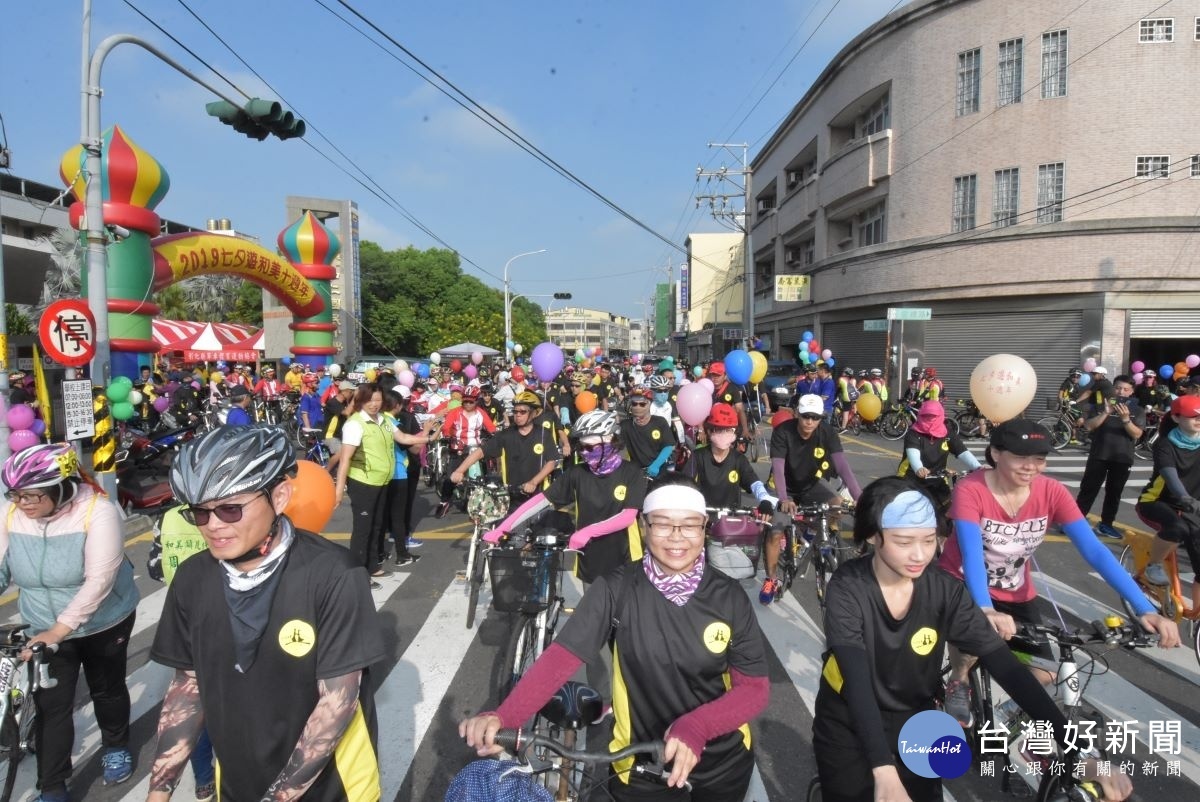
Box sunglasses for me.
[628,400,650,407]
[180,494,265,526]
[462,399,477,405]
[800,413,823,421]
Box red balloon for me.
[450,359,463,373]
[511,366,526,383]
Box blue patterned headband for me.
[880,490,937,529]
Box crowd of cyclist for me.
[6,349,1200,801]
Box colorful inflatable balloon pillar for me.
[60,126,170,379]
[279,211,339,367]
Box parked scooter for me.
[115,416,200,514]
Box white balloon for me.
[394,359,408,373]
[969,353,1037,424]
[513,344,524,356]
[430,352,442,365]
[329,364,343,377]
[128,390,144,406]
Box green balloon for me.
[116,376,134,387]
[106,382,130,403]
[111,401,135,421]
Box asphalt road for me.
[2,429,1197,802]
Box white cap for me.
[1092,366,1108,375]
[796,394,824,416]
[397,385,412,399]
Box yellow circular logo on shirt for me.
[703,622,732,654]
[821,461,830,471]
[542,420,552,429]
[910,627,938,656]
[813,447,826,459]
[941,441,950,452]
[652,430,661,440]
[533,443,544,455]
[614,485,627,501]
[728,470,739,484]
[278,619,316,658]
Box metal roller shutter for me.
[822,320,888,373]
[1129,311,1200,338]
[923,311,1082,406]
[777,326,807,358]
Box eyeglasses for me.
[180,494,265,526]
[646,520,706,540]
[628,400,649,407]
[800,414,823,421]
[462,399,477,405]
[513,407,532,415]
[5,491,48,504]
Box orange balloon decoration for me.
[575,390,598,413]
[285,461,337,532]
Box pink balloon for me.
[471,350,483,365]
[821,349,832,360]
[676,383,714,426]
[698,378,715,394]
[1187,355,1200,370]
[463,364,478,380]
[1082,357,1097,372]
[153,397,170,413]
[6,404,35,431]
[1130,361,1145,374]
[8,429,40,453]
[398,369,415,388]
[1134,373,1144,385]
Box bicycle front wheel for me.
[806,776,822,802]
[501,616,539,700]
[880,411,908,440]
[466,532,486,629]
[1135,430,1157,461]
[1193,616,1200,670]
[0,691,31,802]
[1035,416,1072,451]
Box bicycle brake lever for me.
[633,763,692,792]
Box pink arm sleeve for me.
[568,508,638,551]
[666,668,770,756]
[59,498,126,631]
[491,643,584,727]
[484,493,552,544]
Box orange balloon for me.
[285,460,336,532]
[575,390,598,413]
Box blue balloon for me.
[724,350,753,384]
[1078,373,1091,387]
[827,357,835,367]
[674,369,684,383]
[281,356,292,366]
[1160,364,1175,379]
[802,331,814,342]
[416,362,430,378]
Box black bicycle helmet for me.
[170,425,297,506]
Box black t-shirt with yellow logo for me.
[897,430,968,476]
[151,531,384,801]
[622,415,678,470]
[769,419,845,498]
[556,563,767,787]
[480,421,562,488]
[544,461,646,582]
[689,445,758,509]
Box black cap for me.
[229,385,251,399]
[989,419,1052,456]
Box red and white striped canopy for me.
[153,319,261,362]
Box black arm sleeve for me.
[829,643,895,768]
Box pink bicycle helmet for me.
[2,443,79,491]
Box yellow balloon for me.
[748,351,768,385]
[856,394,882,422]
[969,354,1037,424]
[365,368,377,382]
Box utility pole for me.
[695,143,753,344]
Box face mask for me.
[709,430,737,451]
[654,392,669,404]
[581,442,622,475]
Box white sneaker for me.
[1144,562,1169,586]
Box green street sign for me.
[863,319,888,332]
[886,307,931,321]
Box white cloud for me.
[356,208,412,250]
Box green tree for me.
[230,282,264,326]
[154,285,189,320]
[5,304,32,336]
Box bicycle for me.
[1133,407,1163,461]
[0,624,57,802]
[953,398,990,439]
[300,428,332,467]
[775,501,856,610]
[449,724,677,802]
[1117,522,1200,665]
[1036,401,1088,451]
[460,476,514,628]
[960,618,1155,800]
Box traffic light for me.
[554,292,573,300]
[206,98,306,141]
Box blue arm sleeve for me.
[646,446,674,477]
[952,519,995,610]
[956,450,983,471]
[560,407,571,426]
[1161,466,1190,500]
[1062,518,1154,616]
[905,448,925,472]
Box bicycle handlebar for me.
[1013,619,1158,650]
[783,500,855,519]
[493,728,666,767]
[0,641,60,690]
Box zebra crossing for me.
[2,497,1198,801]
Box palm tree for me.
[182,274,240,321]
[31,228,83,320]
[154,285,189,320]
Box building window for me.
[1139,18,1174,42]
[1136,155,1171,178]
[952,174,977,232]
[1191,155,1200,178]
[1041,30,1068,98]
[993,168,1020,228]
[1195,17,1200,41]
[784,238,815,267]
[857,200,887,247]
[860,93,890,137]
[997,38,1023,106]
[1036,163,1064,223]
[956,48,981,116]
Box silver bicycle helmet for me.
[571,410,619,439]
[647,374,672,390]
[170,425,297,506]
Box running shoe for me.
[943,679,974,729]
[406,537,425,548]
[395,554,421,567]
[1144,562,1169,586]
[101,747,134,785]
[195,781,216,802]
[435,501,451,519]
[758,577,779,605]
[1094,522,1123,539]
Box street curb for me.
[123,513,154,539]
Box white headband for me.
[643,484,707,517]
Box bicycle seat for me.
[0,623,30,646]
[538,680,602,731]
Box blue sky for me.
[3,0,902,321]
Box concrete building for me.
[751,0,1200,398]
[682,232,745,364]
[545,307,632,357]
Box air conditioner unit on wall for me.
[785,247,800,264]
[786,170,800,188]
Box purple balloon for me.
[30,419,46,435]
[531,342,565,382]
[6,404,35,431]
[463,364,478,380]
[153,397,170,413]
[8,429,40,453]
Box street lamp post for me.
[504,249,547,364]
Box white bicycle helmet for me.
[170,425,297,506]
[647,374,672,390]
[571,410,619,440]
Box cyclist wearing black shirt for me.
[451,391,561,501]
[685,403,776,511]
[897,401,981,511]
[622,386,677,478]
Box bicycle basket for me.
[467,483,510,524]
[445,759,552,802]
[488,548,559,614]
